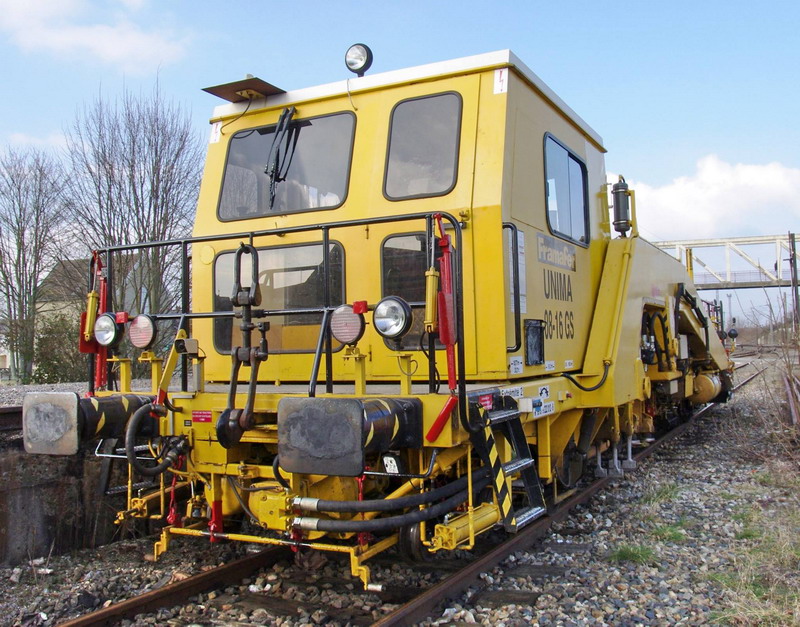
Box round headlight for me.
[345,43,373,77]
[373,297,412,340]
[94,313,122,347]
[129,314,158,349]
[330,305,365,345]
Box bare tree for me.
[65,83,203,315]
[0,148,65,380]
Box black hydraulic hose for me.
[562,360,611,392]
[300,468,490,513]
[298,474,492,533]
[655,312,671,367]
[273,455,291,490]
[125,403,174,477]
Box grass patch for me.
[608,544,657,565]
[732,506,757,523]
[735,527,761,540]
[641,481,679,505]
[707,572,738,587]
[652,524,685,542]
[711,460,800,623]
[754,466,800,490]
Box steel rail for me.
[785,374,799,427]
[58,546,291,627]
[0,405,22,432]
[374,368,765,626]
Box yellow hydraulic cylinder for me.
[431,502,501,550]
[83,290,99,341]
[423,268,439,333]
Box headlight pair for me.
[93,313,157,349]
[329,296,412,346]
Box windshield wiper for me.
[265,106,298,211]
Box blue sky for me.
[1,0,798,316]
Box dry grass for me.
[640,480,680,505]
[713,352,800,625]
[714,498,800,625]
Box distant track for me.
[785,373,800,427]
[0,405,21,432]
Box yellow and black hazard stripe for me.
[482,424,515,528]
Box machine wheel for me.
[398,523,430,562]
[554,440,586,489]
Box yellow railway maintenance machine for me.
[23,47,733,590]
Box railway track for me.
[376,367,764,625]
[0,405,22,432]
[784,371,800,427]
[43,365,763,626]
[0,371,761,627]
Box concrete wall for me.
[0,440,122,565]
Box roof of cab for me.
[208,50,604,149]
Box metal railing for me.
[94,211,468,421]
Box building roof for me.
[38,259,87,303]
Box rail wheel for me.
[554,439,586,490]
[398,523,430,562]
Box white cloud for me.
[618,155,800,242]
[0,0,188,74]
[117,0,148,10]
[7,132,67,149]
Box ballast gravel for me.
[0,360,787,625]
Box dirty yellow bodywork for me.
[26,51,733,590]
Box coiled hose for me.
[125,403,181,477]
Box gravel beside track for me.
[0,382,90,407]
[0,359,793,626]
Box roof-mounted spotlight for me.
[345,44,373,77]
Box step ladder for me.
[470,397,547,532]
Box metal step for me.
[502,457,536,475]
[512,505,546,529]
[487,408,520,425]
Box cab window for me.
[384,93,461,200]
[544,135,588,244]
[218,112,355,220]
[213,243,344,353]
[381,233,452,351]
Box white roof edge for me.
[210,50,604,148]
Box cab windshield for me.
[218,111,355,220]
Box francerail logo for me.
[537,234,576,272]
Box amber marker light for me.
[330,304,366,345]
[129,314,158,350]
